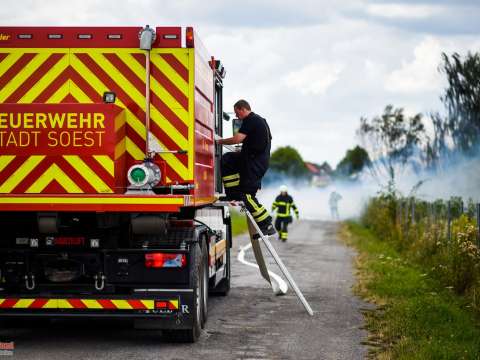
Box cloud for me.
[385,37,443,93]
[365,3,443,19]
[283,62,344,95]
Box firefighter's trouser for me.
[221,152,271,226]
[275,216,291,240]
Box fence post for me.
[447,201,452,242]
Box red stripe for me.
[159,53,188,82]
[132,53,189,111]
[0,53,36,91]
[68,67,103,103]
[54,157,98,193]
[68,299,87,309]
[29,298,49,309]
[60,93,77,103]
[33,67,70,103]
[0,156,32,186]
[149,121,189,168]
[42,179,69,194]
[97,299,117,309]
[125,126,146,158]
[11,157,51,193]
[0,298,18,308]
[83,156,114,185]
[103,53,146,97]
[0,53,8,63]
[127,299,147,310]
[5,53,65,103]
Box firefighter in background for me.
[271,185,299,242]
[216,100,276,237]
[329,189,342,220]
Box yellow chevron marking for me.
[141,300,155,309]
[69,80,93,103]
[44,299,57,309]
[150,133,189,179]
[0,52,51,102]
[188,48,195,178]
[115,140,126,160]
[160,49,189,69]
[0,155,45,193]
[26,163,83,193]
[93,155,114,177]
[81,299,103,309]
[0,299,4,306]
[169,299,179,310]
[126,137,145,160]
[71,53,147,141]
[0,155,15,173]
[57,299,74,309]
[19,54,69,103]
[88,52,188,145]
[115,111,125,132]
[149,52,188,95]
[1,196,185,205]
[46,80,70,103]
[13,299,35,308]
[0,52,23,78]
[111,300,132,310]
[63,155,113,193]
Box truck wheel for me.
[201,243,209,328]
[163,243,203,343]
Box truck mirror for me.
[222,112,230,121]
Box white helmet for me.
[279,185,288,193]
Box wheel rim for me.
[203,263,208,310]
[196,268,202,323]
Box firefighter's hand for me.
[214,134,222,143]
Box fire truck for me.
[0,26,231,342]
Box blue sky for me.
[1,0,479,166]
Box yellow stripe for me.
[13,299,35,308]
[222,173,240,181]
[111,300,133,310]
[0,52,23,78]
[80,299,103,309]
[0,155,45,193]
[141,300,155,309]
[93,155,114,177]
[0,52,51,102]
[26,163,83,193]
[63,155,113,193]
[69,80,93,103]
[256,211,270,222]
[1,196,185,205]
[57,299,74,309]
[0,155,15,172]
[46,80,70,103]
[246,194,262,212]
[188,48,195,179]
[0,299,4,306]
[251,206,267,218]
[43,299,57,309]
[114,110,126,132]
[19,54,69,103]
[224,180,240,188]
[169,299,179,310]
[149,52,188,95]
[126,137,145,160]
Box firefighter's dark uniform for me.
[272,194,299,241]
[221,112,273,228]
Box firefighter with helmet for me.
[271,185,299,241]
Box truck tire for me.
[201,242,209,328]
[163,243,203,343]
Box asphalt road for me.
[0,220,368,359]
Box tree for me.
[269,146,308,178]
[335,146,371,178]
[357,105,425,192]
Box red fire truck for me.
[0,25,230,342]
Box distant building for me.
[304,161,332,187]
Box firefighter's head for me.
[234,99,251,120]
[279,185,288,194]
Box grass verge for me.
[230,208,248,236]
[342,221,480,360]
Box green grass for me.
[230,208,248,236]
[342,221,480,360]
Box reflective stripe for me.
[251,206,267,218]
[224,180,240,188]
[256,210,270,222]
[222,173,240,181]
